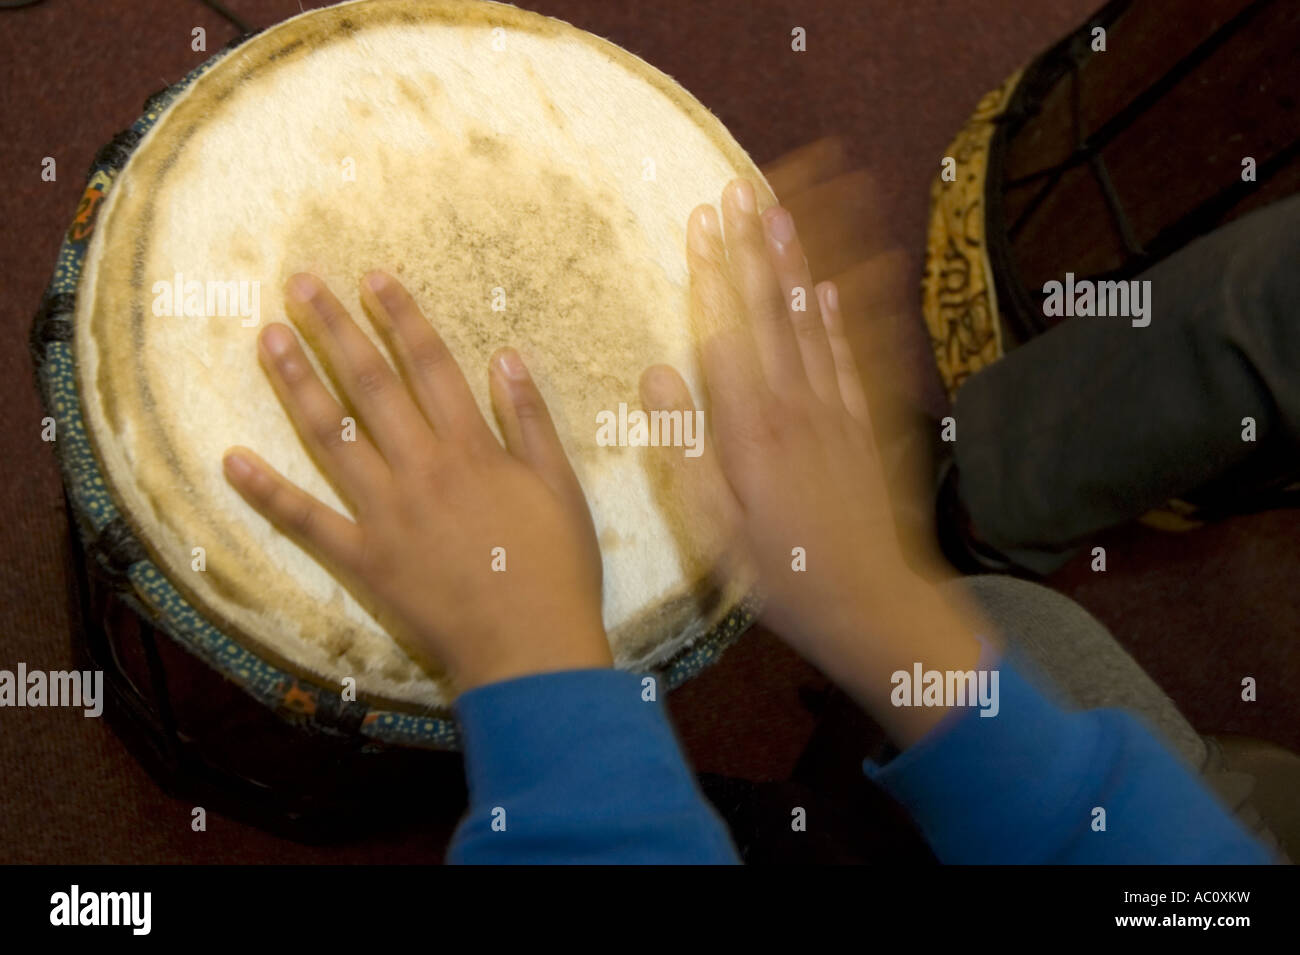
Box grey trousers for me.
[952,194,1300,572]
[949,574,1282,858]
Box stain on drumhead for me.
[280,121,672,475]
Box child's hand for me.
[222,272,611,694]
[642,179,983,743]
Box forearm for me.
[866,653,1274,864]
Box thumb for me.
[639,364,748,589]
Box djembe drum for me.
[922,0,1300,525]
[32,0,765,837]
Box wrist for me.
[819,572,988,746]
[453,624,614,693]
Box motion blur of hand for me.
[759,139,955,572]
[642,177,986,745]
[640,179,908,664]
[222,272,611,695]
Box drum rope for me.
[1003,0,1284,283]
[1002,0,1278,192]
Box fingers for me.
[488,347,587,513]
[817,281,873,429]
[222,448,364,570]
[721,179,808,396]
[359,271,494,449]
[258,323,389,508]
[829,250,919,453]
[761,204,840,407]
[639,364,743,566]
[285,273,432,469]
[688,203,778,448]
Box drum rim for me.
[35,2,761,751]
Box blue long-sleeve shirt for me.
[447,658,1272,864]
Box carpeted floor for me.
[1,0,1295,864]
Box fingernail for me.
[765,207,796,245]
[262,324,293,358]
[288,273,319,303]
[223,453,252,480]
[496,347,528,381]
[727,179,755,214]
[822,281,839,312]
[364,271,390,295]
[691,206,721,250]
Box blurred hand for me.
[760,137,949,570]
[222,272,611,694]
[641,179,983,743]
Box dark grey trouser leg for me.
[952,194,1300,573]
[946,575,1283,859]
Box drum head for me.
[70,0,767,724]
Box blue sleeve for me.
[447,668,739,864]
[865,654,1274,864]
